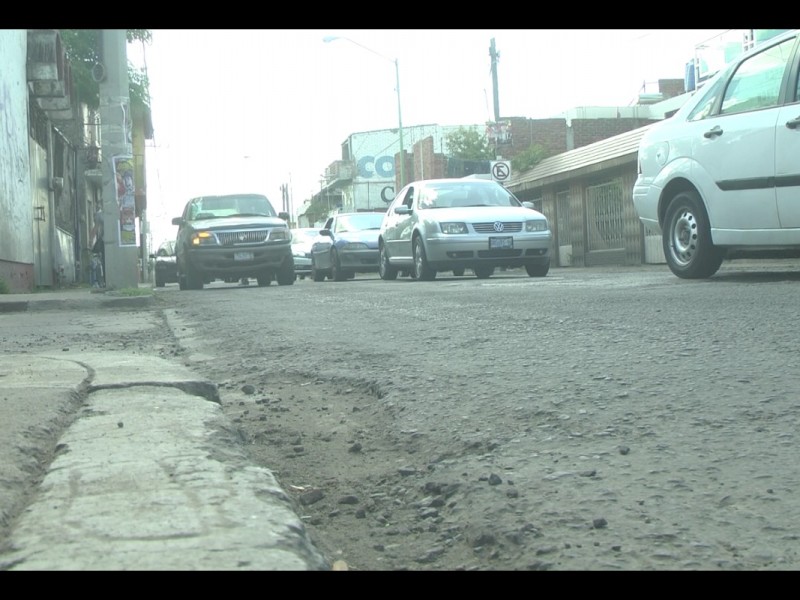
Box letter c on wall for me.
[374,155,394,178]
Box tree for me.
[445,126,494,160]
[60,29,152,110]
[511,143,548,174]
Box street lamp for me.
[242,155,251,191]
[323,35,405,189]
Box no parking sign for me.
[491,160,511,183]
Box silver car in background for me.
[290,227,318,280]
[379,178,552,280]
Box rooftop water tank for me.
[685,59,696,92]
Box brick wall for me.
[571,118,659,148]
[658,78,685,99]
[505,116,655,159]
[506,117,567,159]
[407,136,447,183]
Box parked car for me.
[310,212,384,282]
[171,193,294,290]
[632,29,800,279]
[378,178,551,280]
[290,228,318,279]
[150,240,178,288]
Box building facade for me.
[0,29,152,293]
[0,30,36,291]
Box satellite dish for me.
[91,62,107,83]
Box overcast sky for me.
[131,29,730,246]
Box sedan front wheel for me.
[412,237,436,281]
[331,249,348,282]
[473,265,494,279]
[663,190,724,279]
[379,244,399,280]
[525,262,550,277]
[311,257,326,282]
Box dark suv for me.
[171,193,295,290]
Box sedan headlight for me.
[190,231,218,246]
[440,222,468,234]
[342,242,368,250]
[525,220,549,232]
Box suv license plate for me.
[234,251,254,261]
[489,237,513,249]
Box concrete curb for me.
[0,352,330,571]
[0,292,156,312]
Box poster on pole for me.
[113,155,137,246]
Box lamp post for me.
[242,155,250,191]
[323,35,405,189]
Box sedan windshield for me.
[333,213,384,233]
[420,182,521,209]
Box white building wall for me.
[0,30,33,267]
[348,124,464,211]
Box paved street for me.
[2,259,800,570]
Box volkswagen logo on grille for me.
[493,222,505,232]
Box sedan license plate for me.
[234,251,254,261]
[489,236,513,249]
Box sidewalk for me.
[0,286,330,570]
[0,285,155,313]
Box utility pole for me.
[489,38,500,122]
[99,29,138,289]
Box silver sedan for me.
[379,178,552,280]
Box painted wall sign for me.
[357,155,395,179]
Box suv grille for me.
[216,229,270,246]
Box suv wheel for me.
[185,261,204,290]
[663,190,724,279]
[276,259,295,286]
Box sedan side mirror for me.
[278,211,290,222]
[171,217,184,226]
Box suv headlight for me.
[190,231,218,246]
[525,220,548,232]
[268,228,290,241]
[440,222,468,234]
